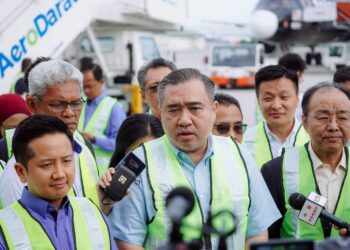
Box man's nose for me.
[178,109,192,126]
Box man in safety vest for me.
[244,65,309,169]
[79,63,126,174]
[137,58,177,119]
[261,83,350,239]
[0,58,99,208]
[102,68,281,250]
[0,115,116,249]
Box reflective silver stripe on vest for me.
[0,207,32,249]
[73,197,105,249]
[284,148,300,238]
[74,132,98,181]
[93,97,116,135]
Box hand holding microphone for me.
[289,192,350,237]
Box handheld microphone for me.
[289,193,350,232]
[166,187,195,223]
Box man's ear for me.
[140,89,146,101]
[213,100,219,113]
[26,96,37,113]
[14,163,27,183]
[302,113,309,133]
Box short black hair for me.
[80,57,94,72]
[255,65,299,96]
[24,57,52,92]
[333,66,350,85]
[82,63,103,81]
[214,93,242,114]
[278,53,306,73]
[109,114,164,167]
[21,58,32,73]
[12,114,74,169]
[301,82,350,116]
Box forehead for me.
[162,79,210,104]
[308,88,350,111]
[43,81,81,101]
[28,133,72,157]
[216,104,243,120]
[146,67,172,84]
[259,77,296,95]
[83,71,95,81]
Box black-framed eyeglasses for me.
[214,122,247,135]
[36,96,85,113]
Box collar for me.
[20,187,70,218]
[87,91,106,105]
[264,118,301,143]
[73,131,83,154]
[168,134,214,166]
[308,143,347,171]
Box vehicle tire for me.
[315,53,322,65]
[306,53,312,65]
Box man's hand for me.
[334,225,348,236]
[81,131,95,143]
[98,168,130,215]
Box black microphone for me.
[289,192,350,230]
[166,187,195,223]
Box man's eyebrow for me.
[314,109,331,115]
[166,103,180,109]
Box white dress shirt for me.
[264,118,302,158]
[308,144,346,213]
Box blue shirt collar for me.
[87,91,106,105]
[20,187,70,218]
[73,138,82,154]
[168,134,214,167]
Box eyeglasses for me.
[36,96,85,113]
[214,122,247,135]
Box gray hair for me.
[158,68,215,106]
[28,59,83,97]
[137,58,177,89]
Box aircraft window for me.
[140,37,160,61]
[212,46,256,67]
[97,37,115,53]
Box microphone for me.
[289,193,350,230]
[166,187,195,223]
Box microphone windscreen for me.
[288,192,307,210]
[166,187,195,216]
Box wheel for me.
[315,53,322,65]
[306,53,312,65]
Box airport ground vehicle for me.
[208,43,265,88]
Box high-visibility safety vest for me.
[143,135,250,250]
[4,129,15,161]
[281,144,350,239]
[0,197,111,249]
[1,129,99,207]
[243,122,309,169]
[78,96,117,175]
